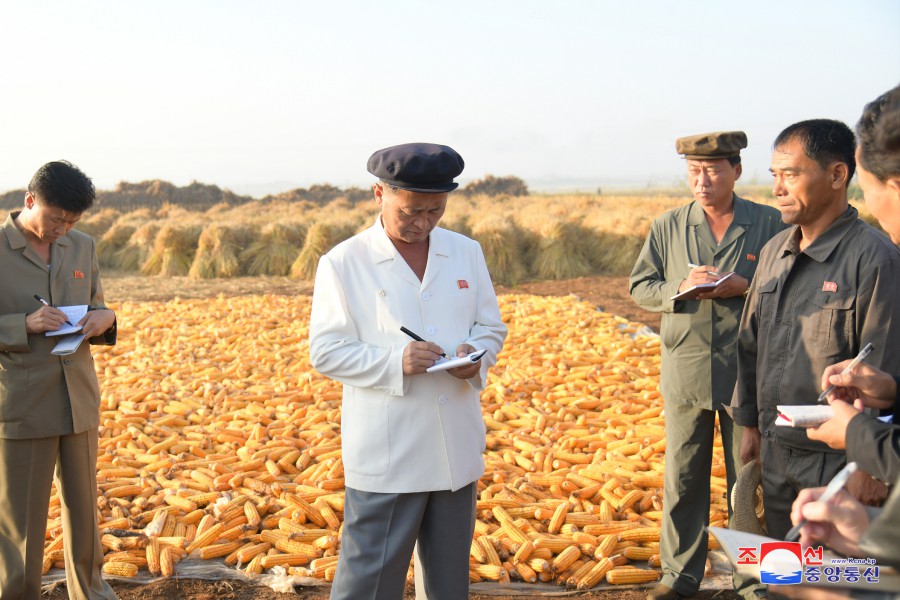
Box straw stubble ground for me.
[59,274,733,600]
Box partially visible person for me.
[731,119,900,540]
[852,83,900,244]
[0,161,118,599]
[630,131,785,600]
[810,361,899,482]
[309,143,507,600]
[790,477,900,571]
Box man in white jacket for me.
[309,143,507,600]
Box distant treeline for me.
[0,175,529,212]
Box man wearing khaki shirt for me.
[732,119,900,540]
[0,161,118,600]
[630,132,785,600]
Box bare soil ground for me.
[48,274,720,599]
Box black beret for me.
[367,143,464,193]
[676,131,748,160]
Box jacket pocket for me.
[342,394,390,477]
[0,369,28,423]
[808,290,854,356]
[65,277,90,306]
[756,278,778,327]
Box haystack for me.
[471,216,528,285]
[141,225,200,276]
[189,224,254,279]
[241,222,306,276]
[532,221,593,280]
[115,223,159,271]
[97,223,136,269]
[75,208,120,239]
[290,222,354,280]
[590,231,646,275]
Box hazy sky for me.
[1,1,898,196]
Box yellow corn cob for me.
[606,567,660,585]
[550,545,581,574]
[260,553,313,568]
[617,527,660,542]
[623,545,658,561]
[146,538,161,575]
[184,522,224,554]
[102,562,139,577]
[577,557,614,590]
[198,541,241,560]
[160,547,176,577]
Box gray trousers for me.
[0,429,116,600]
[760,435,846,540]
[660,400,742,596]
[329,483,477,600]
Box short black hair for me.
[727,156,741,167]
[773,119,856,187]
[27,160,95,213]
[857,84,900,182]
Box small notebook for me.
[670,272,734,301]
[427,349,487,373]
[44,305,88,337]
[775,404,834,427]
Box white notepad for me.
[427,349,487,373]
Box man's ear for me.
[734,163,743,182]
[831,162,850,189]
[373,182,384,207]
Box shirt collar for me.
[687,194,749,225]
[4,212,27,250]
[368,215,449,263]
[781,205,858,262]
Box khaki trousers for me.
[659,400,742,596]
[0,429,116,600]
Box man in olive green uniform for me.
[0,161,118,600]
[630,132,786,600]
[732,119,900,541]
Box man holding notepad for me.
[630,132,785,600]
[0,161,118,599]
[309,143,506,599]
[731,118,900,544]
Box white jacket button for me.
[438,395,448,405]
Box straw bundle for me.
[76,208,120,239]
[141,225,200,276]
[471,216,528,285]
[290,222,354,280]
[440,214,472,238]
[97,223,136,268]
[241,222,306,276]
[189,224,254,279]
[115,223,159,271]
[532,221,594,280]
[590,231,646,275]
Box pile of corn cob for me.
[45,293,729,589]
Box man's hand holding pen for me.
[25,304,72,334]
[679,264,750,300]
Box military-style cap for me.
[367,143,464,193]
[676,131,748,160]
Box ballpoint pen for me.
[817,343,875,404]
[33,294,74,327]
[688,263,722,278]
[400,326,448,359]
[784,462,857,542]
